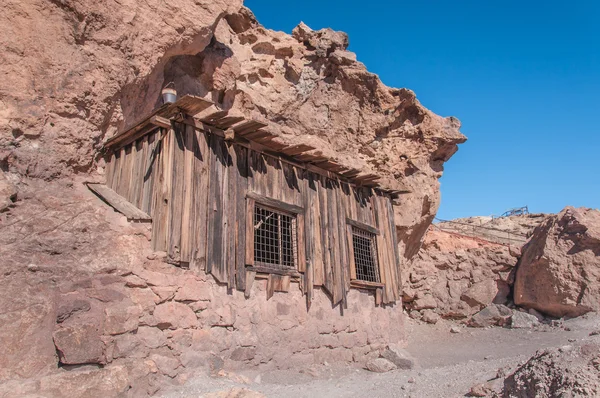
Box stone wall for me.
[0,180,403,397]
[53,260,404,394]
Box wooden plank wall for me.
[105,129,160,218]
[105,121,402,306]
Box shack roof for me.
[104,95,409,196]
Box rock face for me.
[0,169,17,211]
[503,343,600,397]
[404,229,519,320]
[514,207,600,317]
[1,1,464,261]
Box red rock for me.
[174,278,212,302]
[136,326,167,349]
[0,170,17,211]
[53,323,105,365]
[515,207,600,317]
[150,352,181,378]
[104,305,142,335]
[153,302,197,330]
[38,365,129,397]
[56,296,91,323]
[461,279,499,308]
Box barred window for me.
[351,226,380,283]
[253,204,298,270]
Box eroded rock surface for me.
[404,229,518,320]
[1,2,464,261]
[503,343,600,397]
[514,207,600,318]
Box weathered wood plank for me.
[142,132,158,215]
[179,125,195,263]
[374,194,394,304]
[308,173,324,286]
[105,152,115,190]
[199,110,229,124]
[87,183,151,221]
[234,120,268,136]
[151,128,173,252]
[386,194,402,297]
[281,144,315,156]
[234,145,249,291]
[266,274,275,300]
[346,218,380,235]
[347,224,357,280]
[206,135,229,283]
[318,175,333,295]
[225,141,237,289]
[244,270,256,299]
[190,130,210,272]
[245,197,255,266]
[375,287,383,306]
[245,191,304,214]
[167,124,186,263]
[150,115,171,129]
[213,115,245,130]
[128,139,142,209]
[327,179,343,306]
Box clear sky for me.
[245,0,600,219]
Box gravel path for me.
[161,313,600,398]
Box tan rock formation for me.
[404,228,519,320]
[514,207,600,318]
[503,343,600,397]
[1,2,464,260]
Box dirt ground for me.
[161,313,600,398]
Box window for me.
[253,204,298,270]
[351,226,380,283]
[245,192,305,275]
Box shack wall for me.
[105,121,401,305]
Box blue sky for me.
[245,0,600,219]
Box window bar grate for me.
[352,226,380,283]
[254,204,297,269]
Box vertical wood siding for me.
[105,122,401,306]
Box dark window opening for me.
[352,226,380,283]
[254,204,297,269]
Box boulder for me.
[421,309,440,324]
[53,323,105,365]
[381,345,416,369]
[503,343,600,397]
[514,207,600,317]
[468,304,512,328]
[461,279,500,308]
[510,311,539,329]
[38,365,129,397]
[366,358,397,373]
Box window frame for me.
[245,192,305,277]
[346,218,385,289]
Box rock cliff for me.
[1,2,465,261]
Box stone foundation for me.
[53,259,404,393]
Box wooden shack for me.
[97,95,402,307]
